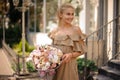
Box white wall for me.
[79,0,98,34]
[107,0,113,59]
[79,0,88,33]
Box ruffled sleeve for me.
[51,34,87,54]
[69,34,87,54]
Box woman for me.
[48,3,87,80]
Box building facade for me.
[84,0,120,66]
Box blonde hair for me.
[57,3,75,21]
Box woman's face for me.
[60,8,74,24]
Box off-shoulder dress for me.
[48,26,87,80]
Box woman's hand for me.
[62,53,72,63]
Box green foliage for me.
[12,39,35,72]
[11,62,22,72]
[11,63,16,72]
[13,39,34,56]
[77,58,98,73]
[7,24,21,46]
[26,61,36,72]
[0,23,22,47]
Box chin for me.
[65,21,72,24]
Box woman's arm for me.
[71,51,83,58]
[62,51,83,63]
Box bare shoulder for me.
[73,26,87,39]
[73,26,82,34]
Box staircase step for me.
[93,74,114,80]
[108,60,120,70]
[99,66,120,80]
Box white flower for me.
[34,58,39,64]
[27,45,63,72]
[26,57,32,62]
[52,55,58,63]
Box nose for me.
[70,15,74,19]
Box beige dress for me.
[48,27,87,80]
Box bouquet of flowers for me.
[26,45,63,79]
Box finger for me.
[62,55,66,60]
[66,57,71,63]
[65,59,70,63]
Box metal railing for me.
[85,15,120,67]
[83,15,120,80]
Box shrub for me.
[13,39,34,56]
[26,61,36,72]
[77,58,98,73]
[11,62,22,73]
[13,40,35,72]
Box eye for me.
[67,13,71,15]
[66,13,74,16]
[72,13,74,16]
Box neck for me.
[59,21,72,28]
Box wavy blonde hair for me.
[56,3,75,23]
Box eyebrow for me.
[66,13,74,14]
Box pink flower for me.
[49,69,56,76]
[39,70,46,77]
[27,45,63,78]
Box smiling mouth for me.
[68,19,73,21]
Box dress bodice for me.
[48,27,87,54]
